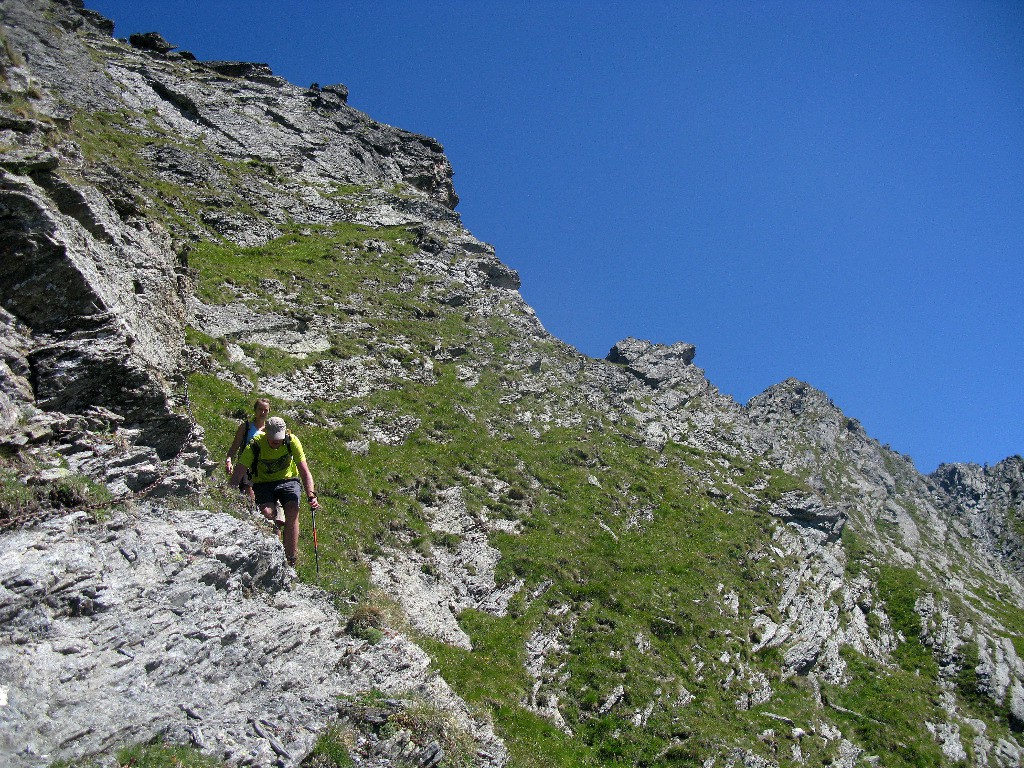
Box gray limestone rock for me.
[606,337,697,386]
[933,457,1024,575]
[769,490,846,539]
[0,505,505,768]
[370,487,523,649]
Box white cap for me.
[265,416,287,440]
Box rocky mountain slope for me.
[1,2,1022,767]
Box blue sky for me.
[87,1,1024,473]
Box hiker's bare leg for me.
[259,503,277,523]
[275,502,286,534]
[259,502,283,539]
[282,500,301,564]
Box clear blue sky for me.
[87,1,1024,473]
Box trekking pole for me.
[309,501,320,580]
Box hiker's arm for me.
[225,423,246,475]
[297,461,320,509]
[228,462,249,489]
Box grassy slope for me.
[60,107,1023,767]
[181,227,991,768]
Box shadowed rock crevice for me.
[0,176,104,331]
[29,170,116,243]
[147,78,222,133]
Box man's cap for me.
[266,416,287,440]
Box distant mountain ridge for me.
[1,2,1022,767]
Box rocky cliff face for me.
[933,458,1024,575]
[1,2,1022,767]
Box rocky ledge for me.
[0,505,506,768]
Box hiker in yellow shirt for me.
[229,416,320,567]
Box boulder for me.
[606,337,697,387]
[128,32,174,54]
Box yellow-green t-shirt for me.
[239,432,306,483]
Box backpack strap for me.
[246,432,294,481]
[247,433,261,471]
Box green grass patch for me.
[840,527,872,578]
[185,225,474,380]
[116,740,224,767]
[308,722,357,767]
[188,222,417,306]
[877,565,939,677]
[0,462,113,523]
[763,468,814,502]
[50,738,227,767]
[824,650,945,768]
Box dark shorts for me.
[253,478,301,508]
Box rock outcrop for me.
[933,457,1024,575]
[0,506,505,768]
